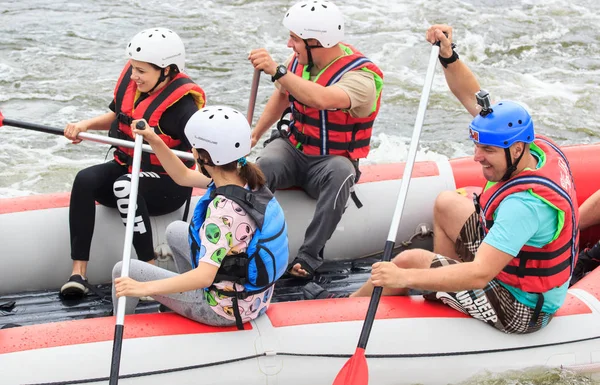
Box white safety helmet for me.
[125,28,186,72]
[282,0,344,48]
[184,106,251,165]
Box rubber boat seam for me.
[23,335,600,385]
[436,158,456,190]
[568,288,600,313]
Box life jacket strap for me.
[502,254,572,277]
[212,282,274,301]
[529,293,544,327]
[290,130,370,151]
[231,286,244,330]
[212,283,275,330]
[350,159,363,209]
[291,109,374,133]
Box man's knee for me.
[391,249,433,269]
[434,190,474,224]
[434,190,462,217]
[256,156,277,180]
[326,156,355,177]
[319,156,355,195]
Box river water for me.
[0,0,599,383]
[1,0,599,197]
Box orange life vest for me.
[283,44,383,159]
[476,136,579,292]
[109,62,206,173]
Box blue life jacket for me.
[188,183,289,297]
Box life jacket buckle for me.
[245,193,256,208]
[116,112,133,126]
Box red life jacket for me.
[283,44,383,159]
[476,135,579,293]
[109,62,206,173]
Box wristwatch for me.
[439,43,459,68]
[271,64,287,82]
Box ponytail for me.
[239,162,266,190]
[198,150,266,190]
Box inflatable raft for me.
[0,143,599,384]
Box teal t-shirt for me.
[482,157,569,314]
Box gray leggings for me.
[111,220,236,327]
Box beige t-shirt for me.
[276,54,377,118]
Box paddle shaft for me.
[108,121,145,385]
[0,117,195,162]
[356,45,440,350]
[246,69,260,125]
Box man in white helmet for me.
[248,1,384,280]
[60,28,206,299]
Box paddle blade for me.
[333,347,368,385]
[0,110,4,127]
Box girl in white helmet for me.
[60,28,206,300]
[112,106,289,328]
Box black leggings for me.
[69,160,191,262]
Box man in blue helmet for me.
[423,22,596,287]
[304,25,579,334]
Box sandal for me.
[284,257,316,281]
[303,282,349,300]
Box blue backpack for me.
[188,183,289,322]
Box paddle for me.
[247,69,261,125]
[104,70,260,383]
[332,44,441,385]
[108,120,145,385]
[0,110,195,162]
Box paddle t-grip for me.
[135,121,146,130]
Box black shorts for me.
[423,212,553,334]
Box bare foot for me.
[289,263,309,278]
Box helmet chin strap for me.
[500,148,525,182]
[147,68,169,94]
[196,155,215,179]
[303,40,323,72]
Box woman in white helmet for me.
[112,106,289,328]
[60,28,206,300]
[248,1,384,280]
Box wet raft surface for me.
[0,234,433,329]
[0,257,379,329]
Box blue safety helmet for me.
[468,100,534,148]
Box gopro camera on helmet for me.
[476,89,492,117]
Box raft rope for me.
[24,334,600,385]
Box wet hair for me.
[197,149,266,190]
